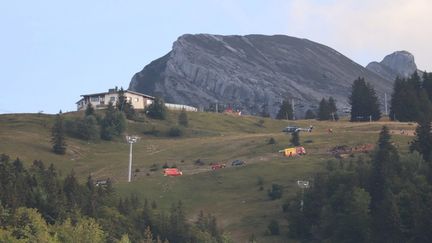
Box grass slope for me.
[0,112,416,242]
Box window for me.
[110,97,116,102]
[90,96,99,102]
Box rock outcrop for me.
[366,51,419,81]
[130,34,393,117]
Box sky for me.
[1,0,431,114]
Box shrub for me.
[267,220,280,235]
[256,119,265,127]
[149,163,159,172]
[143,126,160,136]
[268,137,276,145]
[178,109,188,127]
[256,176,264,186]
[168,126,183,137]
[194,159,205,166]
[268,183,283,200]
[145,97,167,120]
[290,131,300,146]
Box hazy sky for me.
[1,0,431,114]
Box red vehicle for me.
[295,146,306,155]
[211,163,226,170]
[163,168,183,176]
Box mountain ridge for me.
[130,34,395,116]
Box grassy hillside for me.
[0,111,416,242]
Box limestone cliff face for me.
[366,51,419,81]
[130,34,392,116]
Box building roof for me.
[80,89,155,99]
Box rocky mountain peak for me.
[366,50,418,80]
[381,51,417,76]
[130,34,392,117]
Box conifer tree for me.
[178,109,188,127]
[85,103,95,117]
[304,109,316,119]
[101,102,126,140]
[410,118,432,163]
[276,100,293,120]
[51,111,67,155]
[318,98,330,120]
[349,77,381,121]
[146,97,167,120]
[423,72,432,101]
[290,131,300,146]
[390,77,409,121]
[369,126,402,242]
[390,72,432,121]
[116,87,136,120]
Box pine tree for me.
[101,102,126,140]
[423,72,432,101]
[85,103,95,117]
[290,131,300,146]
[390,73,432,121]
[146,97,167,120]
[276,100,293,120]
[369,126,402,242]
[116,87,136,120]
[178,109,188,127]
[366,83,381,121]
[390,77,407,121]
[410,118,432,163]
[79,115,99,141]
[51,111,67,155]
[349,77,381,121]
[63,170,83,209]
[318,98,331,120]
[304,109,315,119]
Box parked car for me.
[211,163,226,170]
[163,168,183,176]
[231,160,245,166]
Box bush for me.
[268,220,280,235]
[145,97,167,120]
[168,126,183,137]
[178,109,188,127]
[194,159,205,166]
[64,115,99,141]
[256,119,265,127]
[257,176,264,186]
[268,183,283,200]
[100,103,126,141]
[149,163,159,172]
[143,126,160,137]
[143,126,160,136]
[290,131,300,146]
[268,137,276,145]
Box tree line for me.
[390,72,432,122]
[0,155,229,242]
[284,125,432,242]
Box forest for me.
[0,154,228,243]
